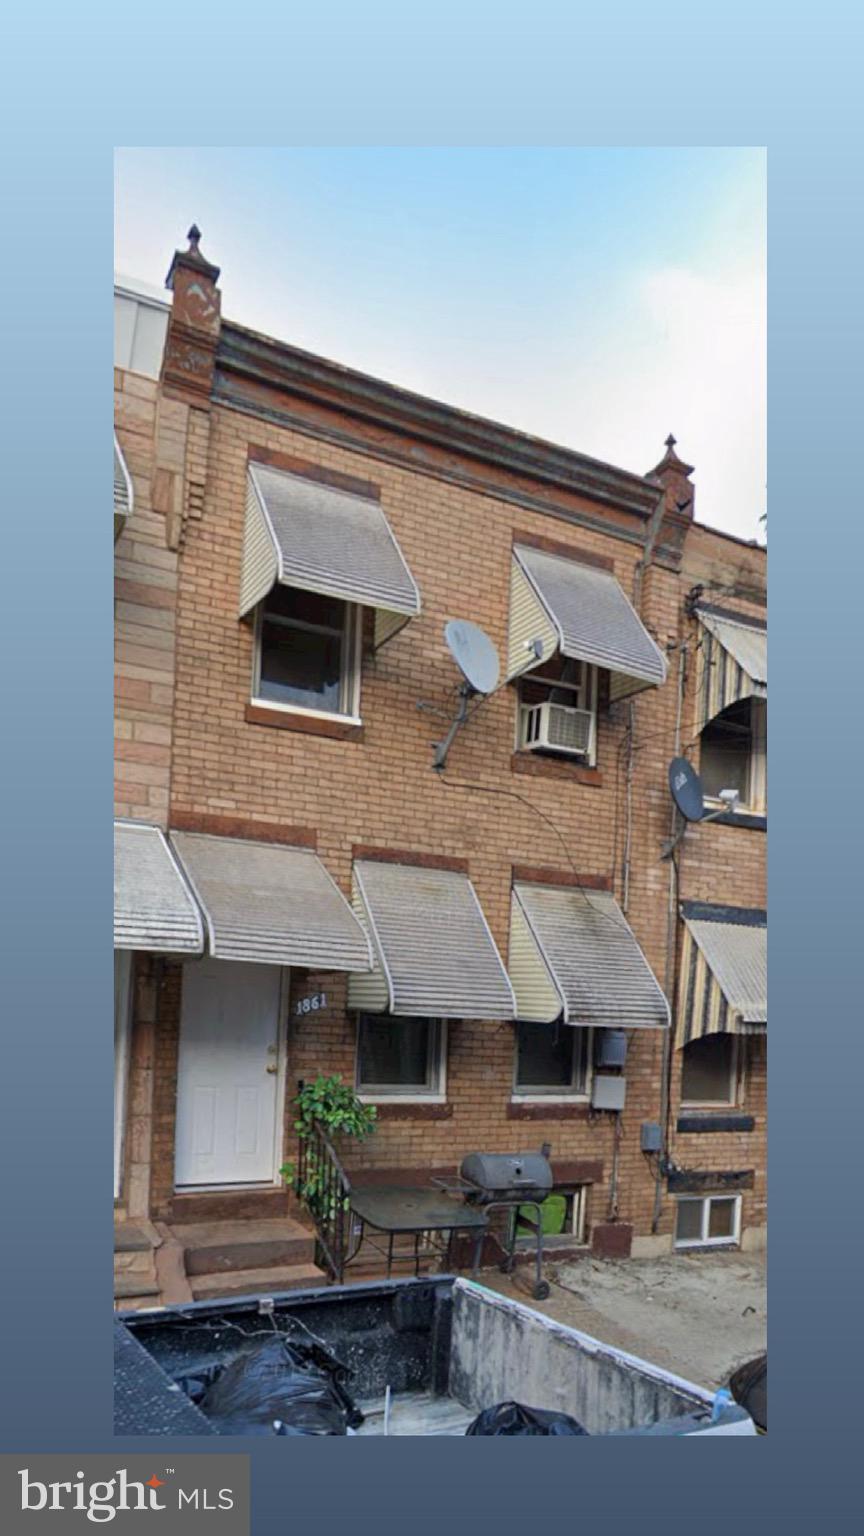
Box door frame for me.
[173,962,292,1193]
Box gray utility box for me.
[591,1075,627,1112]
[640,1122,662,1152]
[595,1030,628,1068]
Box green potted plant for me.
[280,1074,376,1225]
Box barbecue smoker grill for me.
[436,1146,554,1301]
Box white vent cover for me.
[520,701,594,758]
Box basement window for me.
[252,586,361,720]
[675,1194,741,1249]
[356,1016,446,1100]
[681,1033,738,1107]
[513,1022,591,1098]
[514,1186,587,1244]
[699,698,766,814]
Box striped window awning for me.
[239,462,421,648]
[114,821,203,954]
[114,432,133,541]
[676,902,767,1044]
[694,604,767,729]
[170,832,372,971]
[347,860,516,1019]
[509,882,670,1028]
[507,544,668,700]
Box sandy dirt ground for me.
[489,1248,766,1390]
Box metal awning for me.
[507,545,668,700]
[509,882,670,1028]
[170,832,373,970]
[677,902,767,1044]
[114,821,203,953]
[694,605,767,727]
[348,860,516,1019]
[239,462,421,647]
[114,433,133,541]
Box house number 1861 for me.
[294,992,327,1017]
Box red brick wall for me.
[117,338,766,1248]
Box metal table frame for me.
[345,1186,490,1279]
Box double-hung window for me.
[253,586,360,720]
[513,1022,591,1098]
[517,657,598,764]
[356,1015,446,1100]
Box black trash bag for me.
[465,1400,589,1436]
[198,1335,361,1436]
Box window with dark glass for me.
[681,1032,738,1106]
[699,698,767,811]
[514,1022,590,1094]
[254,586,357,716]
[356,1015,444,1096]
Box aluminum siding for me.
[245,462,421,622]
[169,832,373,971]
[114,821,203,954]
[513,545,667,696]
[513,883,670,1029]
[352,860,516,1020]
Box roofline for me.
[215,320,665,521]
[114,272,172,310]
[691,517,766,553]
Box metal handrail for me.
[296,1119,353,1283]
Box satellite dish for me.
[668,757,704,823]
[444,620,500,696]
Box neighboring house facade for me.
[113,231,766,1299]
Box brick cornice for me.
[216,322,663,522]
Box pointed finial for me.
[665,433,677,451]
[187,224,202,250]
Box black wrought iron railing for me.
[296,1119,353,1283]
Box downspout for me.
[621,487,666,911]
[652,642,687,1231]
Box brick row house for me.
[113,231,766,1305]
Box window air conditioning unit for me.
[520,701,595,759]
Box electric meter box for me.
[595,1030,628,1068]
[591,1075,627,1112]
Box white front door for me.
[175,958,284,1188]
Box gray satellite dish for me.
[668,757,704,823]
[444,620,500,696]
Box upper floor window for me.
[252,586,360,720]
[681,1033,738,1107]
[513,1022,591,1098]
[517,656,598,765]
[699,697,766,814]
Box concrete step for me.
[170,1190,295,1223]
[114,1223,154,1254]
[114,1276,161,1303]
[171,1218,316,1277]
[189,1263,326,1302]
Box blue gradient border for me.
[2,3,863,1532]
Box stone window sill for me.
[245,702,364,741]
